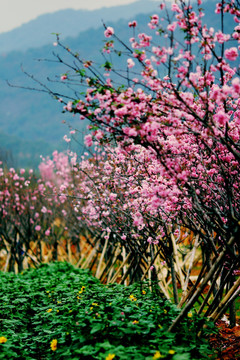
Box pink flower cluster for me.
[104,27,114,38]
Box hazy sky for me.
[1,0,156,34]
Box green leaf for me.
[90,323,104,334]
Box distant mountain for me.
[0,0,159,54]
[0,131,55,169]
[0,6,161,169]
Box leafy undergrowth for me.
[0,262,217,360]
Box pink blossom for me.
[65,101,73,112]
[70,154,77,166]
[123,127,138,137]
[109,193,117,201]
[45,229,50,236]
[232,77,240,94]
[150,14,159,25]
[215,2,222,13]
[127,58,135,68]
[63,135,71,143]
[61,74,67,80]
[213,110,229,126]
[224,47,238,61]
[234,16,240,23]
[95,130,104,140]
[35,225,41,231]
[129,21,137,28]
[39,162,54,181]
[171,3,181,12]
[84,134,93,147]
[167,22,177,32]
[41,206,48,213]
[214,31,230,44]
[104,27,114,38]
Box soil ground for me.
[210,318,240,359]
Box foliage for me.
[0,262,216,360]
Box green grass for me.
[0,262,217,360]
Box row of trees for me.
[0,154,91,272]
[6,0,240,331]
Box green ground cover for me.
[0,262,216,359]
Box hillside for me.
[0,12,153,168]
[0,0,159,54]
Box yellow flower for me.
[46,309,52,313]
[132,320,139,324]
[129,294,137,301]
[79,286,86,294]
[164,309,167,314]
[0,337,7,344]
[105,354,115,360]
[69,310,72,313]
[153,351,162,359]
[187,312,193,318]
[50,339,57,351]
[142,290,146,295]
[169,349,175,355]
[92,302,99,306]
